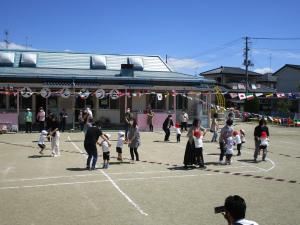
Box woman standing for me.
[147,109,154,132]
[183,118,206,168]
[128,119,141,161]
[210,113,219,142]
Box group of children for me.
[38,128,60,157]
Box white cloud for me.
[253,49,300,60]
[0,41,35,50]
[167,57,209,72]
[254,67,273,74]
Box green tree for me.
[277,99,292,116]
[244,96,259,113]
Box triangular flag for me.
[266,93,273,98]
[246,93,254,100]
[238,93,246,100]
[229,93,238,98]
[255,93,263,97]
[276,93,285,98]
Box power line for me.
[250,37,300,40]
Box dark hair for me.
[192,118,200,127]
[213,113,218,119]
[94,120,101,127]
[259,118,266,126]
[224,195,246,220]
[168,114,172,118]
[226,119,233,126]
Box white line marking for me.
[0,170,262,191]
[68,136,87,158]
[100,170,148,216]
[68,135,149,216]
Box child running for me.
[38,130,48,155]
[175,123,181,143]
[225,136,235,165]
[233,130,242,156]
[100,133,111,169]
[116,131,126,161]
[240,129,246,143]
[259,131,269,162]
[193,129,205,168]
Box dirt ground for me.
[0,122,299,225]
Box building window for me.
[21,96,32,109]
[176,95,188,110]
[110,98,120,109]
[9,95,17,109]
[99,97,119,109]
[0,94,6,108]
[147,94,166,110]
[99,96,109,109]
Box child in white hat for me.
[99,133,111,168]
[116,131,126,161]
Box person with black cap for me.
[216,195,259,225]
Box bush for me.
[244,96,259,113]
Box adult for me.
[181,110,189,132]
[59,108,68,132]
[49,116,60,157]
[184,118,206,168]
[124,108,133,139]
[254,119,270,162]
[219,119,234,164]
[210,112,219,142]
[84,121,110,170]
[83,108,93,134]
[24,108,33,133]
[127,119,141,161]
[162,114,174,141]
[147,109,154,132]
[36,107,46,132]
[78,110,84,131]
[221,195,259,225]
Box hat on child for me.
[233,131,239,136]
[41,130,48,135]
[193,130,202,138]
[118,131,125,137]
[175,123,180,128]
[261,131,267,138]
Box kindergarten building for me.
[0,49,215,131]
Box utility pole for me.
[165,54,168,64]
[4,30,9,49]
[243,36,251,95]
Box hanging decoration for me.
[20,87,33,98]
[40,88,51,98]
[95,89,106,99]
[79,88,90,99]
[60,88,71,98]
[157,93,162,101]
[110,89,119,100]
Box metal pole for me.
[125,89,128,112]
[17,91,20,132]
[72,81,75,130]
[245,36,249,95]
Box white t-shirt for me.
[241,134,246,143]
[193,136,203,148]
[176,127,181,135]
[234,134,242,144]
[117,137,125,148]
[225,137,234,154]
[234,218,259,225]
[38,131,47,145]
[181,113,189,123]
[260,137,269,146]
[102,141,110,153]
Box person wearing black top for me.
[59,109,68,132]
[162,115,174,141]
[124,108,133,140]
[84,121,110,170]
[253,119,270,162]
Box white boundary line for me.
[68,135,149,216]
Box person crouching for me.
[38,130,48,155]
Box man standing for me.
[37,107,46,132]
[84,121,111,170]
[163,114,174,141]
[24,108,33,133]
[59,109,68,132]
[181,110,189,132]
[124,108,133,139]
[254,119,270,162]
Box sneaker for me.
[218,160,225,165]
[106,163,109,168]
[254,159,257,163]
[102,164,106,169]
[39,151,44,155]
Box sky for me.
[0,0,300,75]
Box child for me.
[233,130,242,156]
[259,131,269,161]
[240,129,246,143]
[175,123,181,142]
[193,130,205,168]
[225,136,234,165]
[116,131,126,161]
[100,133,111,169]
[48,117,60,157]
[38,130,48,155]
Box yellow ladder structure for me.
[214,86,225,110]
